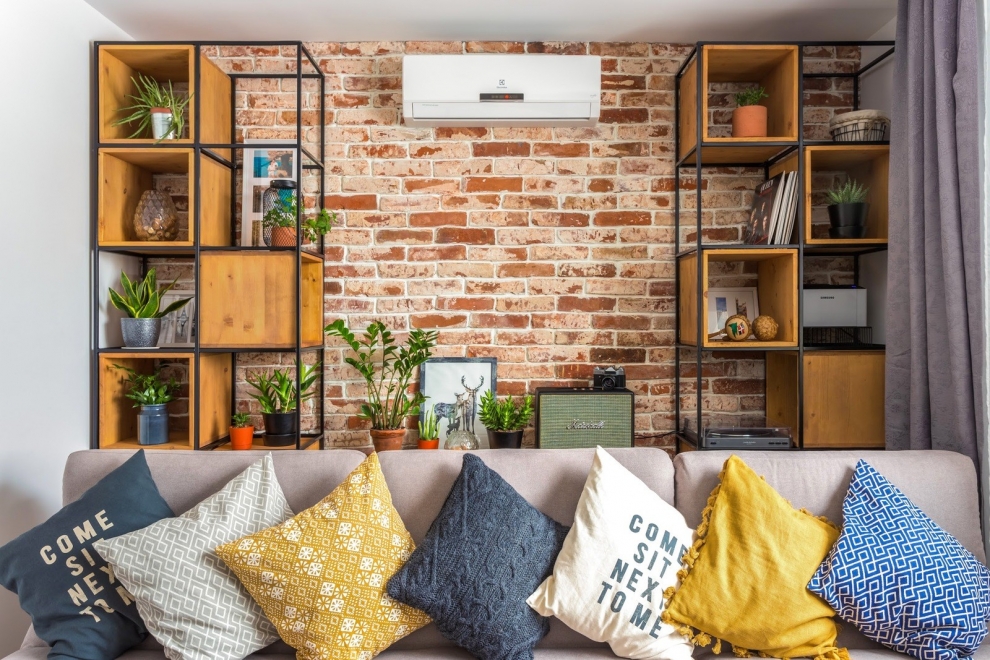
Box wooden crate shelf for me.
[97,352,232,449]
[98,45,232,153]
[678,248,799,348]
[767,350,886,448]
[678,45,799,163]
[98,148,231,249]
[770,145,889,245]
[199,251,325,350]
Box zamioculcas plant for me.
[324,319,438,452]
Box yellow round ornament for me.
[752,314,779,341]
[724,314,751,341]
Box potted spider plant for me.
[246,363,320,446]
[478,391,535,449]
[229,412,254,450]
[732,86,769,138]
[263,190,338,247]
[113,73,192,141]
[324,320,438,452]
[114,364,180,446]
[826,179,870,239]
[417,410,440,450]
[108,269,192,348]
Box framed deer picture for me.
[419,357,497,449]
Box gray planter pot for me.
[121,317,161,348]
[137,404,169,445]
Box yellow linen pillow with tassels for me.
[215,453,430,660]
[662,455,844,660]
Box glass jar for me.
[262,179,297,247]
[133,190,179,241]
[444,429,480,451]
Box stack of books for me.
[743,172,799,245]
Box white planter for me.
[150,109,176,140]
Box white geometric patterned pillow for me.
[94,455,292,660]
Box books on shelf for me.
[743,172,798,245]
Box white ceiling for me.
[83,0,896,44]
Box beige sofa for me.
[6,448,985,659]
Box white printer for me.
[803,286,868,327]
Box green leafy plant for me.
[114,364,180,407]
[263,195,338,242]
[478,390,535,432]
[109,269,192,319]
[246,363,320,414]
[734,86,768,107]
[826,179,870,205]
[113,73,192,141]
[418,409,440,440]
[231,412,252,428]
[324,320,438,430]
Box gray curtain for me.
[886,0,984,463]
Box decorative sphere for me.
[444,429,479,450]
[724,314,751,341]
[753,315,779,341]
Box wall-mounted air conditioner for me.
[402,54,601,127]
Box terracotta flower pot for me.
[270,226,298,247]
[417,438,439,450]
[732,105,768,138]
[370,428,405,452]
[229,426,255,450]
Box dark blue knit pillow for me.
[387,453,568,660]
[0,450,174,660]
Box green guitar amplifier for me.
[535,387,635,449]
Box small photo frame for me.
[707,287,759,335]
[158,291,195,347]
[419,358,497,449]
[239,141,298,246]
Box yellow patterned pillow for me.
[215,453,430,660]
[662,455,844,660]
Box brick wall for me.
[185,42,859,451]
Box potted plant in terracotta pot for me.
[478,391,534,449]
[114,364,180,446]
[263,190,338,248]
[417,410,440,450]
[324,319,438,452]
[108,269,192,348]
[826,179,870,239]
[113,73,192,142]
[229,412,255,450]
[246,362,320,447]
[732,86,769,138]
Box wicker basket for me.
[829,110,889,142]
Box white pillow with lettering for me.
[527,447,695,660]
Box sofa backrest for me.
[673,449,985,563]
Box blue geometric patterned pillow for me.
[808,460,990,660]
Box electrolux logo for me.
[497,78,506,88]
[567,419,606,430]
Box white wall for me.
[0,1,129,653]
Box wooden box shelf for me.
[97,352,232,450]
[678,248,799,348]
[767,350,886,448]
[98,148,231,249]
[98,45,232,152]
[678,44,799,164]
[805,145,889,245]
[199,251,324,350]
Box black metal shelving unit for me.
[673,40,894,451]
[91,41,327,451]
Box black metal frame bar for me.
[91,40,327,451]
[673,39,893,451]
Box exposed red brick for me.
[435,127,489,139]
[410,211,467,227]
[526,42,588,55]
[410,314,468,329]
[437,297,495,311]
[558,297,617,312]
[408,245,466,261]
[466,41,526,53]
[599,108,650,124]
[601,75,647,90]
[533,143,590,158]
[590,347,647,363]
[324,194,377,210]
[472,142,531,157]
[531,212,589,227]
[498,263,556,278]
[595,211,652,226]
[465,177,523,193]
[436,227,496,244]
